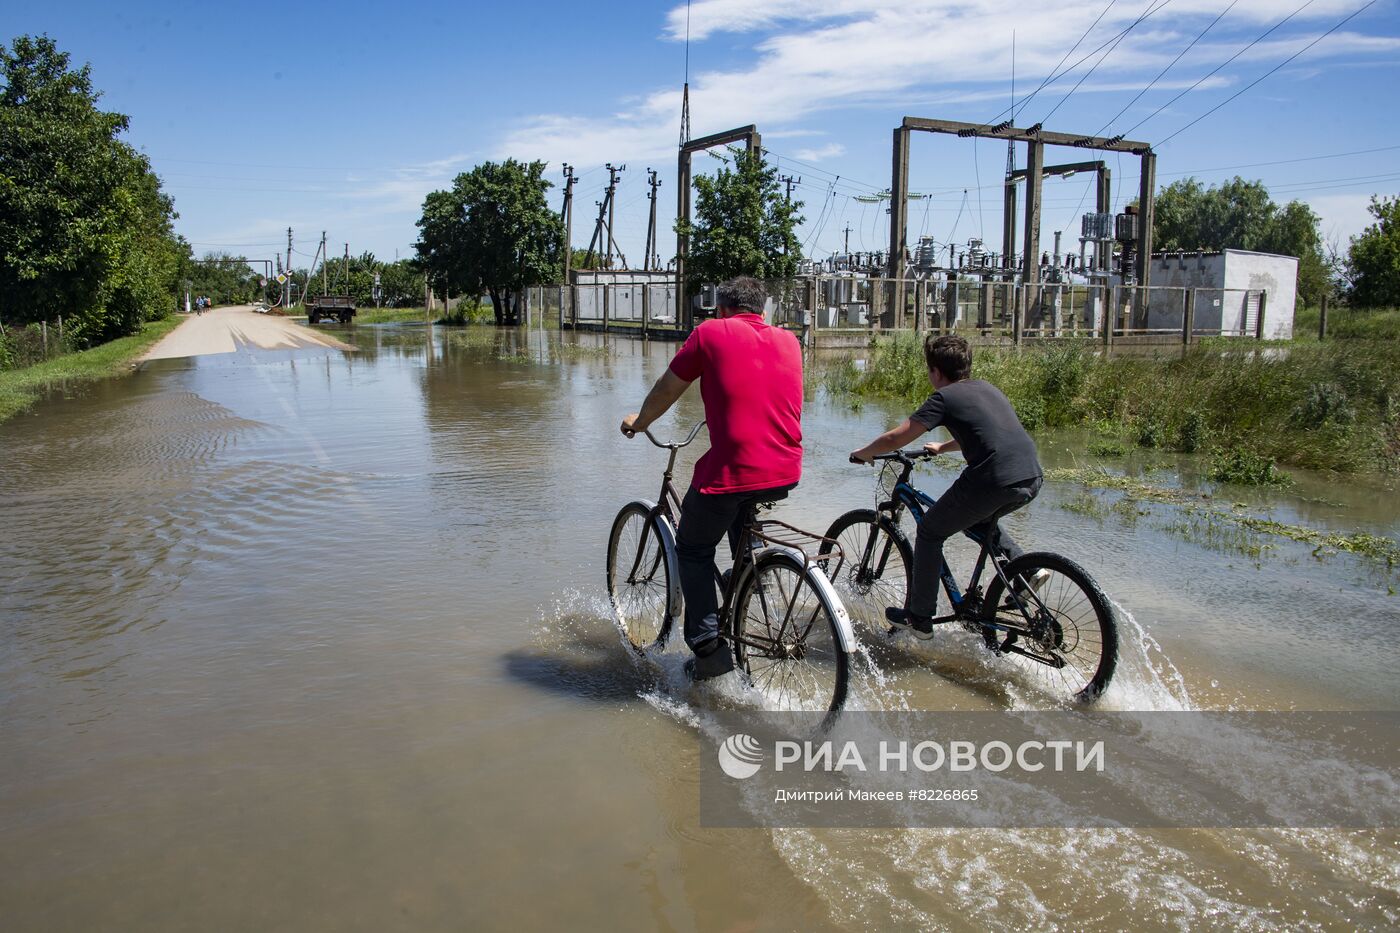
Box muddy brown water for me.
[2,325,1396,930]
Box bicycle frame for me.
[873,455,1042,631]
[631,423,852,657]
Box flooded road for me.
[2,325,1396,930]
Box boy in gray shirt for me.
[850,335,1043,637]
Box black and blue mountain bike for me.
[819,449,1117,702]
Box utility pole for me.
[605,163,625,269]
[644,168,661,271]
[584,198,607,270]
[779,174,799,257]
[321,231,328,296]
[560,164,576,280]
[843,223,851,255]
[286,227,294,307]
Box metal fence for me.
[533,276,1272,348]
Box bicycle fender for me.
[633,499,683,626]
[754,545,858,655]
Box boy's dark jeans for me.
[675,483,795,653]
[907,473,1043,619]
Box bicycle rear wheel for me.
[606,502,673,650]
[732,551,848,721]
[820,509,912,628]
[982,552,1118,702]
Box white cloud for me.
[793,143,846,162]
[504,1,1396,171]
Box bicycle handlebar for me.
[642,421,706,450]
[852,449,935,465]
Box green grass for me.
[353,306,436,324]
[1294,305,1400,341]
[826,332,1400,474]
[0,316,183,423]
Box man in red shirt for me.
[621,277,803,680]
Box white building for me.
[1144,248,1298,340]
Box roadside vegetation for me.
[826,334,1400,477]
[1294,305,1400,342]
[351,302,496,325]
[0,316,181,422]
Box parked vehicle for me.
[305,295,356,324]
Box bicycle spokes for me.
[739,561,842,713]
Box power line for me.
[1166,144,1400,175]
[1122,0,1318,138]
[761,147,883,193]
[985,0,1165,125]
[1094,0,1240,136]
[1158,0,1380,146]
[1039,0,1174,125]
[997,0,1119,122]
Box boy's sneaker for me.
[1011,568,1052,606]
[684,639,735,681]
[885,607,938,640]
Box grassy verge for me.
[825,333,1400,475]
[0,316,183,423]
[353,307,434,324]
[1294,305,1400,341]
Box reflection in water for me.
[0,324,1395,930]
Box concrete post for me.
[1002,181,1017,273]
[1255,290,1267,340]
[676,150,691,331]
[1183,288,1196,345]
[1318,294,1328,340]
[1102,284,1114,349]
[888,126,911,330]
[1134,150,1157,326]
[1018,140,1044,346]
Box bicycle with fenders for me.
[606,421,856,726]
[820,449,1118,702]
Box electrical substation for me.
[536,111,1296,347]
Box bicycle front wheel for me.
[732,551,849,721]
[982,552,1118,702]
[820,509,913,629]
[606,502,673,650]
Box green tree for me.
[1153,176,1332,306]
[676,150,802,291]
[184,251,261,305]
[415,159,562,325]
[1346,196,1400,308]
[0,35,182,344]
[377,259,425,307]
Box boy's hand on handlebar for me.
[923,441,945,456]
[620,413,641,438]
[849,450,872,465]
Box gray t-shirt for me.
[909,379,1041,486]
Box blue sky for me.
[6,0,1398,269]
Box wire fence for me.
[0,317,71,370]
[529,276,1275,348]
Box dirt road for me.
[140,305,356,361]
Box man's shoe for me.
[885,607,938,640]
[685,639,736,681]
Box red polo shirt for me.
[668,313,803,494]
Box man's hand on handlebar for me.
[620,413,642,438]
[849,449,873,465]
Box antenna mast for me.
[679,0,692,145]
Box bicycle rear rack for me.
[751,520,844,572]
